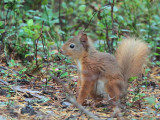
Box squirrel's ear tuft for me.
[80,33,89,50]
[78,30,84,36]
[80,33,88,42]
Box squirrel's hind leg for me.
[105,78,124,117]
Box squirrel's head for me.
[61,31,90,59]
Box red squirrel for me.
[61,31,149,111]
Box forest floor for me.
[0,54,160,120]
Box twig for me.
[110,0,115,53]
[41,33,49,87]
[83,10,97,32]
[46,31,60,51]
[59,0,62,32]
[2,1,12,65]
[105,20,110,52]
[35,21,44,67]
[58,0,65,43]
[51,75,101,120]
[47,31,54,41]
[83,6,109,32]
[67,97,100,120]
[0,79,9,85]
[0,66,20,75]
[5,8,10,25]
[0,79,47,101]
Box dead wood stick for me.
[0,79,46,100]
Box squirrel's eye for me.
[70,44,75,48]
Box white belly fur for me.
[96,80,107,97]
[77,60,82,72]
[76,60,82,81]
[94,80,112,100]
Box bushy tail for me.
[115,37,150,81]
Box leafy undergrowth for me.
[0,57,160,120]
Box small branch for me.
[0,66,20,75]
[110,0,115,53]
[58,0,65,43]
[0,79,48,102]
[105,20,110,52]
[5,8,10,25]
[83,6,109,32]
[35,21,44,67]
[59,0,62,31]
[83,10,97,32]
[47,31,60,51]
[0,79,9,86]
[41,33,49,87]
[105,1,115,53]
[67,97,100,120]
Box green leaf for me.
[126,102,133,107]
[128,76,137,82]
[144,97,156,105]
[6,94,11,98]
[0,102,7,107]
[44,26,50,31]
[48,42,55,47]
[153,52,160,56]
[145,68,151,74]
[42,0,48,5]
[118,16,124,21]
[110,35,118,39]
[52,19,59,24]
[40,97,50,103]
[139,93,145,97]
[25,53,34,58]
[156,47,160,49]
[121,29,130,32]
[156,61,160,66]
[87,9,92,17]
[113,6,118,12]
[78,5,86,11]
[27,19,33,26]
[0,29,5,33]
[50,51,57,55]
[62,2,67,8]
[155,103,160,109]
[25,38,33,45]
[61,72,68,78]
[0,21,4,26]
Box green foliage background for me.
[0,0,160,66]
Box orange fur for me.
[115,37,150,81]
[62,32,149,109]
